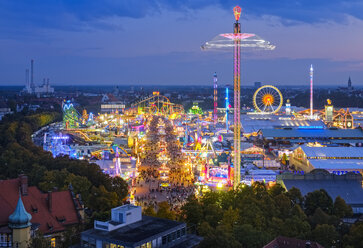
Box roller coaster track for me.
[91,145,131,159]
[125,93,184,116]
[75,131,93,142]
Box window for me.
[51,238,56,247]
[162,236,167,245]
[119,213,124,223]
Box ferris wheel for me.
[253,85,283,114]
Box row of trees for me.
[179,183,362,248]
[0,111,129,222]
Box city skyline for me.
[0,1,363,86]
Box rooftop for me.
[278,171,363,205]
[309,159,363,170]
[242,119,325,133]
[261,128,363,139]
[300,145,363,158]
[83,215,185,246]
[263,236,323,248]
[0,176,82,234]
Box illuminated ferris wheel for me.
[253,85,283,114]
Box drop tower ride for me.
[202,6,275,188]
[233,6,242,189]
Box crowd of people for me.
[134,115,195,214]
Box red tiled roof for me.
[0,177,81,234]
[264,236,324,248]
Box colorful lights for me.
[213,72,218,126]
[233,6,242,22]
[225,86,230,130]
[310,64,314,119]
[52,136,69,140]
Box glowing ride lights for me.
[233,6,241,21]
[202,6,275,188]
[225,86,230,130]
[253,85,283,114]
[213,73,218,127]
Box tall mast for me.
[213,72,218,126]
[310,64,314,119]
[225,86,230,130]
[233,6,242,189]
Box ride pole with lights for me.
[233,6,242,189]
[225,85,230,130]
[310,64,314,119]
[213,72,218,126]
[201,6,275,189]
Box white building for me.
[81,204,202,248]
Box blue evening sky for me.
[0,0,362,86]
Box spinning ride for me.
[202,6,275,188]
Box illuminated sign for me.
[52,136,69,140]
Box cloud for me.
[1,0,363,36]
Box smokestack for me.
[19,174,28,196]
[310,64,313,119]
[25,69,29,90]
[30,59,34,89]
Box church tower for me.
[8,192,32,248]
[348,76,352,90]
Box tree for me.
[286,187,304,206]
[64,173,92,202]
[274,194,291,218]
[333,196,353,218]
[311,224,339,248]
[304,189,333,216]
[220,206,239,230]
[111,176,129,201]
[29,232,49,248]
[181,195,203,225]
[143,205,156,216]
[234,224,272,248]
[344,222,363,247]
[198,222,242,248]
[156,201,176,220]
[268,184,286,197]
[309,208,338,228]
[281,153,287,165]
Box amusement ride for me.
[253,85,283,114]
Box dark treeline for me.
[180,183,363,248]
[0,111,128,221]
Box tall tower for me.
[225,85,230,130]
[348,76,352,89]
[213,72,218,126]
[8,192,32,248]
[201,5,275,189]
[233,6,242,188]
[30,59,35,90]
[310,64,313,119]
